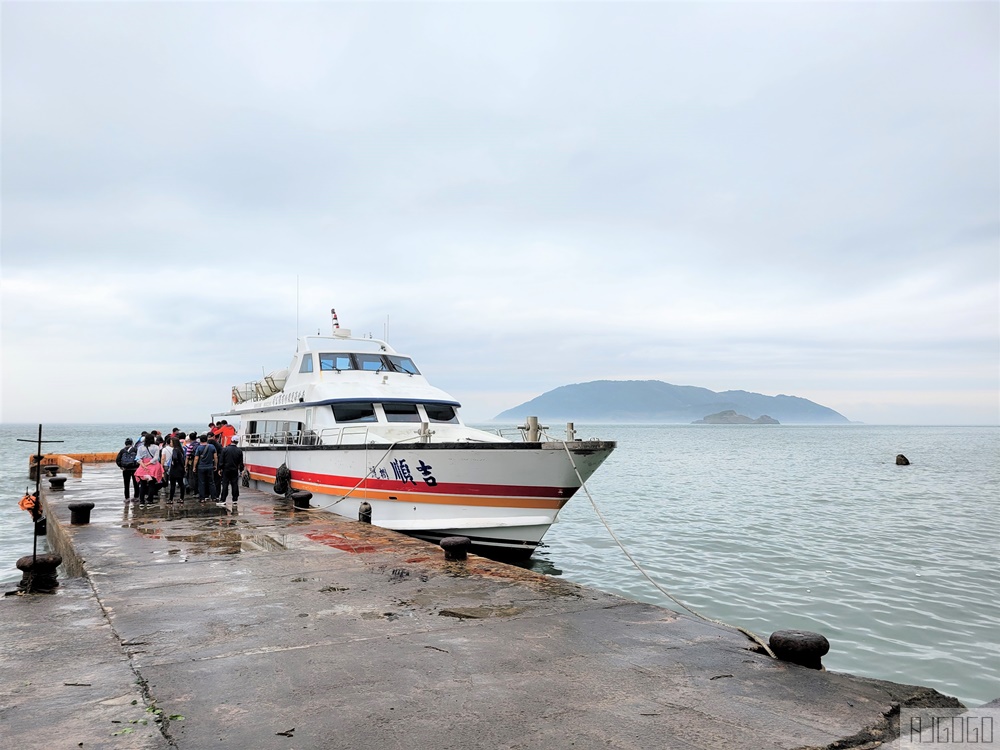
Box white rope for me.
[301,435,423,512]
[559,440,776,658]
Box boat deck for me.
[1,464,962,749]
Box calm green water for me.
[2,423,997,706]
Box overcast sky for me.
[2,2,997,426]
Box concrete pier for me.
[2,464,962,749]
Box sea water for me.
[1,423,997,706]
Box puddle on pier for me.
[121,504,291,557]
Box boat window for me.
[319,353,354,371]
[424,404,459,423]
[299,354,314,373]
[387,355,420,375]
[332,402,377,423]
[383,402,422,422]
[354,353,386,372]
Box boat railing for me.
[494,419,579,443]
[240,425,391,447]
[315,425,373,445]
[244,429,320,446]
[493,426,557,443]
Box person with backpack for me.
[115,437,140,502]
[192,434,219,503]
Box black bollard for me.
[16,553,62,594]
[48,476,68,491]
[290,490,312,510]
[358,501,372,524]
[896,454,910,466]
[440,536,471,561]
[769,630,830,669]
[42,465,58,478]
[68,502,96,525]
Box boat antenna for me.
[384,314,389,343]
[331,308,340,334]
[295,275,300,339]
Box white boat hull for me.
[243,441,615,556]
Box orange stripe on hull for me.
[248,471,566,510]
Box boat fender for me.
[358,501,372,524]
[273,463,291,495]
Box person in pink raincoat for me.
[133,433,164,507]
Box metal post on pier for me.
[17,425,64,565]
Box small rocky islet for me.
[692,410,780,425]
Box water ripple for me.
[529,425,1000,707]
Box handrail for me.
[244,425,376,447]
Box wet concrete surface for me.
[2,465,962,749]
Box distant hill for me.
[493,380,850,424]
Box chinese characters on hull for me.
[373,457,438,488]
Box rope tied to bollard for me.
[298,435,425,513]
[557,438,777,659]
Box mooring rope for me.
[558,439,776,658]
[301,434,423,512]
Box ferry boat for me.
[222,311,616,557]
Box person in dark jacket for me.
[115,437,139,502]
[166,436,187,504]
[219,437,245,504]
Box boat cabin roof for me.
[297,332,398,355]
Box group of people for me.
[115,421,244,507]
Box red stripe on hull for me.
[246,463,573,500]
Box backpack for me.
[117,445,139,471]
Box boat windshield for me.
[319,353,355,371]
[355,353,386,372]
[387,355,420,375]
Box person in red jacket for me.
[217,419,237,447]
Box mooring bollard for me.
[290,490,312,510]
[68,502,95,525]
[358,501,372,524]
[440,536,471,561]
[48,476,68,491]
[42,465,58,478]
[16,553,62,594]
[769,630,830,669]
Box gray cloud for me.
[2,2,997,425]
